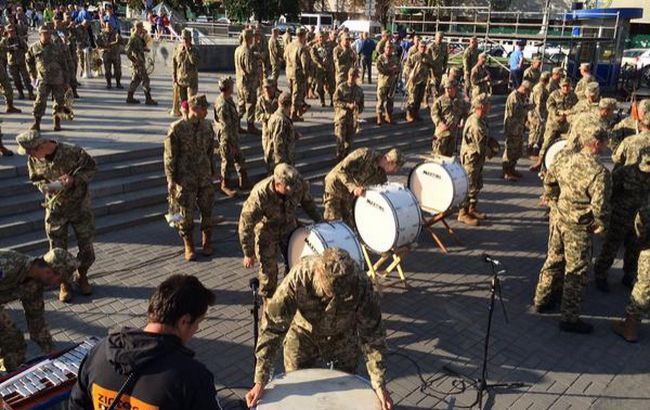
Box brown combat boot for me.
[238,170,250,189]
[457,207,479,226]
[59,281,73,303]
[220,180,238,198]
[613,314,639,343]
[182,235,196,261]
[247,123,261,136]
[376,113,383,125]
[144,91,158,106]
[469,204,487,220]
[406,109,415,123]
[6,104,21,114]
[53,116,62,131]
[201,230,213,256]
[30,118,41,131]
[502,164,518,181]
[75,267,93,295]
[126,92,140,104]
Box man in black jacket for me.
[69,275,219,409]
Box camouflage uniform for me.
[333,43,356,87]
[522,66,541,84]
[255,88,279,171]
[267,105,297,170]
[0,39,13,107]
[238,171,321,297]
[1,31,33,97]
[334,78,364,161]
[375,51,400,120]
[163,116,216,238]
[431,88,468,156]
[26,37,69,123]
[95,26,122,87]
[125,30,152,99]
[534,150,611,322]
[612,132,650,170]
[75,24,91,76]
[574,73,597,101]
[470,63,490,97]
[547,77,560,94]
[462,46,478,97]
[610,116,638,153]
[528,81,549,149]
[427,40,448,99]
[285,38,309,116]
[538,87,578,162]
[309,39,328,106]
[461,109,490,206]
[323,148,388,228]
[253,251,387,390]
[502,89,531,169]
[323,37,336,103]
[214,93,247,183]
[626,206,650,319]
[172,40,200,116]
[268,32,283,82]
[235,31,260,128]
[404,50,433,118]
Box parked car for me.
[274,22,302,35]
[622,48,650,70]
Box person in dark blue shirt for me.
[103,4,121,34]
[359,32,376,84]
[509,40,525,89]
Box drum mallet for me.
[249,277,261,369]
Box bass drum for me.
[408,159,468,214]
[544,139,568,170]
[287,221,364,270]
[354,183,422,254]
[254,369,380,410]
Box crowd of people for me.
[0,14,649,410]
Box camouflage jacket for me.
[462,47,478,77]
[522,66,541,84]
[268,36,283,64]
[333,45,356,82]
[545,151,611,230]
[285,40,308,80]
[431,93,468,137]
[325,148,387,192]
[428,41,448,76]
[569,99,599,121]
[95,29,121,59]
[0,250,52,351]
[405,51,434,86]
[547,78,560,94]
[376,53,400,88]
[610,116,638,153]
[461,113,489,160]
[610,164,650,217]
[163,117,216,185]
[530,82,549,119]
[255,93,279,127]
[1,35,28,65]
[267,107,296,166]
[125,32,146,67]
[28,142,97,211]
[214,94,240,146]
[546,89,578,130]
[235,43,259,87]
[172,43,200,86]
[635,205,650,247]
[238,176,321,257]
[503,90,531,134]
[612,132,650,169]
[470,64,490,93]
[575,74,598,100]
[254,255,387,389]
[334,81,364,123]
[75,26,91,50]
[375,38,389,56]
[26,39,69,85]
[310,43,328,73]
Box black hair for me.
[147,275,215,325]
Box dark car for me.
[274,22,302,35]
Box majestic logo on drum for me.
[423,170,442,180]
[304,238,319,254]
[365,198,385,212]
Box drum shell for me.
[287,221,364,270]
[408,160,469,214]
[544,139,568,170]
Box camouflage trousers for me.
[461,153,485,205]
[425,74,443,105]
[527,113,546,148]
[376,83,394,116]
[9,63,33,93]
[171,82,197,117]
[237,82,257,125]
[593,211,639,283]
[77,48,89,76]
[502,128,525,168]
[255,223,296,298]
[432,129,460,157]
[0,62,14,105]
[261,122,272,173]
[270,61,281,83]
[283,325,360,376]
[539,122,569,164]
[533,216,565,307]
[312,70,326,105]
[33,82,65,120]
[534,222,591,322]
[471,85,490,99]
[103,55,122,84]
[322,178,355,229]
[324,69,335,97]
[626,248,650,319]
[288,76,306,114]
[173,178,215,237]
[46,204,95,272]
[219,141,246,182]
[128,64,151,94]
[406,82,426,113]
[334,118,356,161]
[463,74,471,98]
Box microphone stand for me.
[443,255,526,409]
[249,277,261,372]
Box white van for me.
[299,13,334,32]
[339,19,382,37]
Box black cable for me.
[215,386,249,410]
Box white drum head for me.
[255,369,380,410]
[287,227,319,269]
[287,222,364,269]
[409,162,455,214]
[544,139,567,170]
[354,189,398,254]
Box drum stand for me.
[422,211,461,254]
[443,255,526,409]
[362,245,410,289]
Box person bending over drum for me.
[323,147,404,229]
[245,248,393,410]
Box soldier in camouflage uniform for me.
[426,31,449,103]
[164,95,216,262]
[403,35,420,82]
[462,37,479,98]
[245,249,393,410]
[502,80,532,181]
[235,29,261,135]
[431,79,468,157]
[323,30,337,107]
[309,32,328,107]
[268,28,283,83]
[470,53,491,98]
[267,91,298,170]
[125,21,157,105]
[404,41,434,122]
[530,77,578,172]
[569,81,599,119]
[613,198,650,343]
[459,93,492,226]
[522,56,542,84]
[95,22,123,89]
[285,28,309,121]
[255,78,280,173]
[2,24,35,100]
[0,248,78,372]
[238,164,321,298]
[214,77,248,198]
[574,62,598,101]
[375,41,400,125]
[16,130,96,303]
[323,147,403,229]
[255,25,270,79]
[375,30,391,56]
[333,33,357,88]
[60,14,79,93]
[533,126,611,334]
[608,99,647,152]
[547,67,563,94]
[612,100,650,170]
[439,66,462,96]
[171,29,200,117]
[527,71,550,159]
[334,67,364,162]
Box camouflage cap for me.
[15,130,46,155]
[43,248,79,282]
[586,81,599,96]
[599,97,617,110]
[521,80,533,90]
[181,28,192,39]
[540,71,551,81]
[134,20,144,29]
[579,124,608,146]
[218,76,234,90]
[348,66,359,77]
[471,93,490,109]
[560,77,571,86]
[551,67,563,75]
[278,91,292,107]
[316,248,360,297]
[639,99,650,116]
[384,148,405,167]
[273,163,301,191]
[188,94,209,108]
[449,66,462,75]
[443,78,458,88]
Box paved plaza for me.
[1,56,649,410]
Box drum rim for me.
[408,161,467,215]
[287,226,310,269]
[287,222,365,270]
[543,138,567,168]
[335,220,365,269]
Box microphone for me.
[483,253,501,266]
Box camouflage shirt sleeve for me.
[26,44,36,78]
[238,188,265,258]
[339,149,370,192]
[28,158,49,194]
[431,98,443,126]
[21,281,53,352]
[163,125,179,183]
[72,147,97,185]
[299,180,322,223]
[589,167,612,232]
[356,276,387,390]
[543,161,560,206]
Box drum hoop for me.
[308,227,327,255]
[338,221,365,269]
[405,188,423,241]
[543,138,566,164]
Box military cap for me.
[263,78,276,88]
[189,94,208,108]
[273,163,301,191]
[443,78,458,88]
[43,248,79,282]
[385,148,405,168]
[134,21,144,29]
[540,71,551,81]
[471,93,490,109]
[521,80,533,90]
[339,32,350,40]
[271,27,279,33]
[639,99,650,115]
[551,67,563,75]
[278,91,292,107]
[579,125,608,146]
[16,130,46,155]
[560,77,571,86]
[599,98,617,110]
[639,149,650,173]
[580,62,591,70]
[316,248,360,297]
[218,76,234,90]
[181,28,192,39]
[586,82,600,96]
